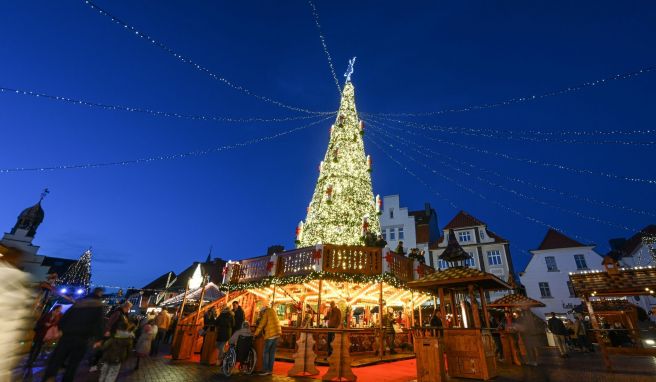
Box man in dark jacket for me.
[325,301,342,358]
[43,288,105,382]
[232,301,245,331]
[547,312,569,357]
[216,307,235,364]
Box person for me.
[573,314,593,352]
[232,301,245,330]
[229,321,253,346]
[26,305,63,368]
[489,315,504,361]
[254,305,281,376]
[429,310,443,336]
[105,302,132,337]
[302,304,316,328]
[517,310,546,366]
[0,259,32,381]
[134,319,157,370]
[98,320,134,382]
[43,287,105,382]
[216,306,235,365]
[150,309,171,356]
[394,241,405,256]
[374,234,387,248]
[165,314,178,344]
[383,308,397,355]
[547,312,568,357]
[324,301,342,358]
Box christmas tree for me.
[60,248,92,289]
[297,61,381,246]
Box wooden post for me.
[271,285,277,306]
[438,287,446,320]
[479,287,490,328]
[468,284,481,329]
[418,298,423,327]
[585,295,611,370]
[317,279,323,323]
[379,281,384,359]
[193,278,208,326]
[411,291,416,327]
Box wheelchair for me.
[222,335,256,376]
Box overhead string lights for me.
[307,0,341,95]
[365,65,656,117]
[366,129,593,244]
[364,114,656,145]
[0,86,336,124]
[82,0,331,116]
[379,121,655,219]
[371,124,639,232]
[369,117,656,185]
[0,115,332,174]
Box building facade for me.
[1,199,49,281]
[614,225,656,318]
[379,195,439,266]
[429,211,514,301]
[520,228,602,319]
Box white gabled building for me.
[520,229,603,319]
[429,211,515,301]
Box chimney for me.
[425,202,431,216]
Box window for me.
[487,250,502,266]
[539,282,552,298]
[567,281,576,297]
[574,254,588,270]
[390,228,396,240]
[398,227,404,240]
[464,251,476,268]
[438,259,449,269]
[545,256,558,272]
[389,208,394,219]
[479,230,486,240]
[381,229,387,241]
[458,231,472,243]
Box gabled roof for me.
[621,225,656,256]
[536,228,587,250]
[444,211,486,230]
[408,266,511,291]
[169,259,226,291]
[488,294,545,308]
[143,271,176,290]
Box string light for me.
[371,125,639,232]
[0,116,332,174]
[366,65,656,117]
[307,0,341,95]
[0,86,335,124]
[365,114,655,145]
[366,131,593,243]
[369,117,656,185]
[59,248,93,290]
[82,0,331,115]
[373,120,655,218]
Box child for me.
[99,320,134,382]
[134,319,158,370]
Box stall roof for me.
[569,266,656,297]
[160,282,224,306]
[407,266,511,291]
[488,293,545,308]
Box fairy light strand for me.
[368,117,656,185]
[366,65,656,117]
[364,114,655,146]
[82,0,331,115]
[371,124,639,232]
[0,116,333,174]
[307,0,341,95]
[376,120,655,218]
[0,86,335,124]
[366,130,593,243]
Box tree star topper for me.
[344,57,357,83]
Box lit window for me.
[545,256,558,272]
[389,208,394,219]
[381,229,387,241]
[458,231,471,243]
[574,254,587,270]
[487,250,502,266]
[539,282,552,298]
[398,227,404,240]
[567,281,576,297]
[390,229,396,241]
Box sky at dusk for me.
[1,1,655,289]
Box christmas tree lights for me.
[298,79,381,246]
[60,248,92,290]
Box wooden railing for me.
[322,245,382,275]
[387,252,413,281]
[230,255,270,283]
[276,246,316,277]
[417,263,436,278]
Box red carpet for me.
[273,359,417,382]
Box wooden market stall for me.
[569,256,656,371]
[488,293,546,366]
[407,230,511,381]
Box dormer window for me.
[479,230,486,240]
[458,231,471,243]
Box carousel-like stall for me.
[569,255,656,370]
[407,231,511,381]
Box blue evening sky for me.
[1,1,654,289]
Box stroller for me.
[222,335,256,376]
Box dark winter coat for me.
[216,310,235,342]
[233,306,245,330]
[59,296,104,339]
[548,316,568,335]
[100,331,134,364]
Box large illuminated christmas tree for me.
[297,59,381,246]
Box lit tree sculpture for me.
[298,60,381,246]
[60,248,93,290]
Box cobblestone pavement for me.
[16,346,656,381]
